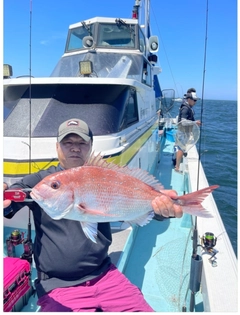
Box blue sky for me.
[3,0,237,100]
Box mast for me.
[132,0,151,38]
[144,0,150,38]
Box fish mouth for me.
[30,190,42,202]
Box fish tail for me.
[175,185,219,217]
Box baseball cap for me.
[57,118,92,142]
[186,91,198,101]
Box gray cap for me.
[57,119,91,142]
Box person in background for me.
[174,88,201,172]
[3,118,183,312]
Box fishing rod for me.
[28,2,32,171]
[8,0,34,263]
[22,0,33,263]
[188,0,209,312]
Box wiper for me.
[115,18,135,35]
[81,21,92,36]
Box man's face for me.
[188,98,197,106]
[56,133,92,169]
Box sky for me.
[2,0,238,101]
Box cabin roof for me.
[69,17,139,29]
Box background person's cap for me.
[186,91,198,100]
[57,119,91,142]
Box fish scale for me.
[73,168,154,217]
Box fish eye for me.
[51,181,61,190]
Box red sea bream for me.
[30,153,219,243]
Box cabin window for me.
[119,89,138,130]
[138,27,146,54]
[97,23,135,48]
[66,24,94,52]
[142,60,152,86]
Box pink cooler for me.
[3,257,33,312]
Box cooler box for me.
[3,257,33,312]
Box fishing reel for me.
[200,232,218,266]
[6,229,33,264]
[6,229,23,257]
[201,232,217,249]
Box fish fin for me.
[78,204,116,217]
[80,222,98,243]
[85,152,117,169]
[85,152,164,191]
[175,185,219,218]
[127,211,154,226]
[181,206,213,218]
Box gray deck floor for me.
[108,227,131,265]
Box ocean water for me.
[171,99,237,256]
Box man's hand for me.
[3,183,11,208]
[196,120,201,126]
[151,190,183,218]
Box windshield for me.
[66,23,94,51]
[66,21,137,52]
[97,22,135,48]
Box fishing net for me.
[153,231,192,312]
[175,121,200,153]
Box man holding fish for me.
[3,118,217,312]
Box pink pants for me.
[37,264,154,312]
